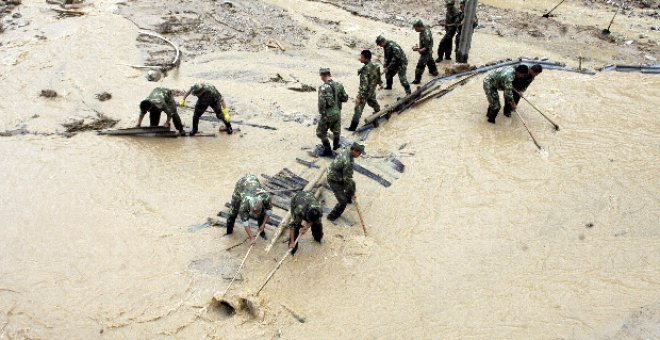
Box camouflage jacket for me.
[190,83,223,102]
[383,40,408,69]
[318,79,349,118]
[235,176,272,221]
[418,26,434,54]
[512,74,535,92]
[484,66,515,103]
[327,147,354,183]
[358,61,382,98]
[290,191,322,227]
[145,87,177,117]
[445,4,461,28]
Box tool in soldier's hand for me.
[542,0,566,18]
[601,1,623,36]
[514,89,560,131]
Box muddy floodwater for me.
[1,0,659,339]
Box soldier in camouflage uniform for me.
[412,19,439,85]
[226,174,272,245]
[376,35,412,95]
[349,50,382,132]
[483,65,529,124]
[317,68,349,157]
[436,0,461,62]
[136,87,186,135]
[327,142,364,221]
[287,191,323,255]
[504,64,543,117]
[179,83,233,136]
[454,0,479,60]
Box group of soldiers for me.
[136,83,233,136]
[224,141,364,254]
[131,0,544,254]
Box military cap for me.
[375,35,386,44]
[445,0,455,4]
[350,142,365,153]
[319,67,331,75]
[460,0,466,4]
[412,19,424,28]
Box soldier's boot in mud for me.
[411,70,423,84]
[226,216,235,235]
[332,136,341,150]
[225,122,233,134]
[321,140,333,157]
[327,204,346,221]
[403,84,412,95]
[347,120,359,132]
[487,107,497,124]
[190,116,200,136]
[384,78,393,90]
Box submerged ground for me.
[0,0,659,338]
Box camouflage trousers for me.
[328,179,355,218]
[385,64,410,90]
[193,97,229,133]
[149,109,184,132]
[352,93,380,125]
[415,53,439,80]
[438,28,457,59]
[483,82,501,113]
[316,114,341,144]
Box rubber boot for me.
[190,116,199,136]
[226,216,235,235]
[384,78,393,90]
[321,140,333,157]
[332,136,341,150]
[403,84,412,95]
[487,107,497,124]
[411,72,422,85]
[347,120,358,132]
[327,203,346,221]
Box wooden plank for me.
[296,158,320,168]
[353,163,391,187]
[98,126,170,135]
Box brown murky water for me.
[1,0,659,339]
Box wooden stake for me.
[256,234,302,295]
[354,196,368,236]
[513,110,543,150]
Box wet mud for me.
[0,0,658,339]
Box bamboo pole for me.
[264,166,327,253]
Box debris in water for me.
[95,92,112,101]
[287,84,316,92]
[40,89,58,98]
[62,115,119,134]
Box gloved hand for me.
[178,99,186,107]
[222,107,230,123]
